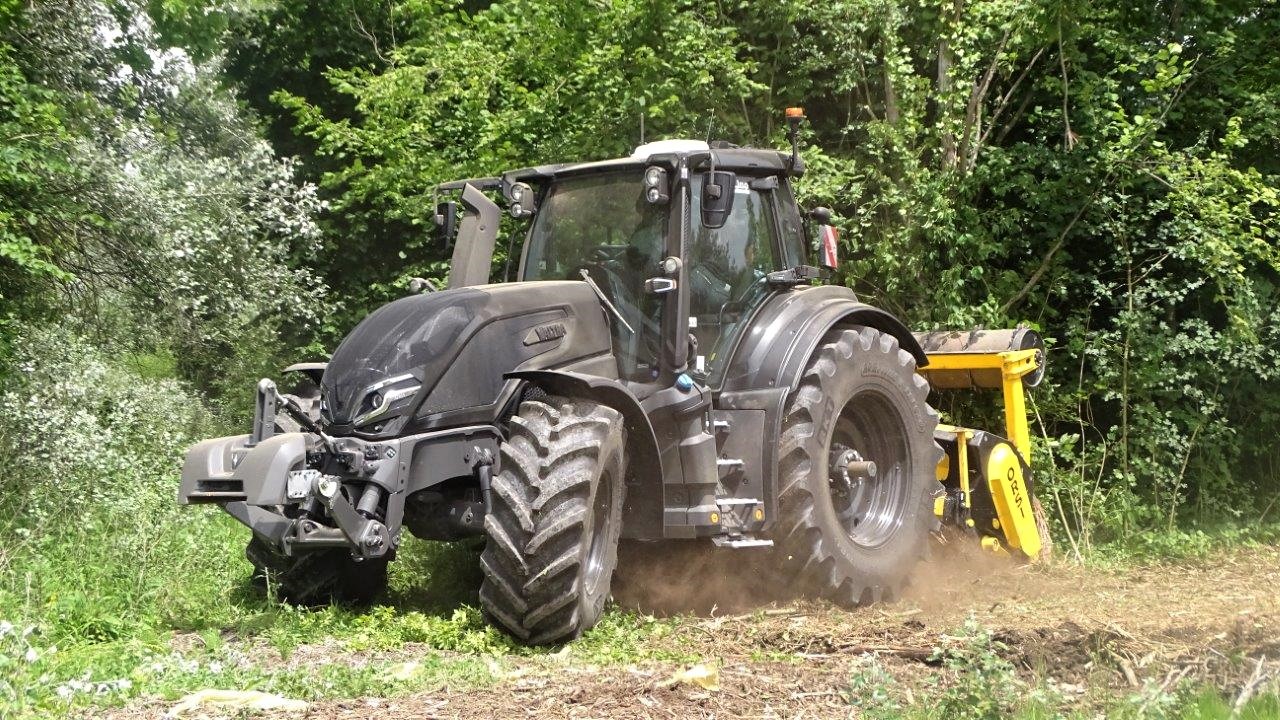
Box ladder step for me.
[716,497,761,507]
[712,535,774,549]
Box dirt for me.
[107,543,1280,719]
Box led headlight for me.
[353,373,421,427]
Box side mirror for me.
[434,201,458,246]
[700,170,736,229]
[809,207,838,268]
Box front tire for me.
[775,327,942,605]
[480,396,626,645]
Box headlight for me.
[354,373,420,427]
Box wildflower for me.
[24,647,38,663]
[0,620,12,636]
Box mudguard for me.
[719,285,927,394]
[504,370,659,468]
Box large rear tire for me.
[246,537,388,606]
[775,327,941,605]
[479,396,626,645]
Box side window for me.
[687,177,778,383]
[522,172,666,381]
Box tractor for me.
[179,109,1049,645]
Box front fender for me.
[504,370,660,467]
[505,370,664,539]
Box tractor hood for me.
[320,281,613,437]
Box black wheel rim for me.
[827,391,911,548]
[583,468,614,597]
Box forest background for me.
[0,0,1276,714]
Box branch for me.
[998,193,1095,315]
[959,29,1011,169]
[1059,21,1078,150]
[976,45,1046,152]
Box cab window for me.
[687,176,778,384]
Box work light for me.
[643,166,669,204]
[508,182,535,218]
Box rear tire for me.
[774,327,941,605]
[246,537,388,606]
[480,396,626,645]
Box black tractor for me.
[179,111,1044,644]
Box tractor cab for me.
[443,137,827,395]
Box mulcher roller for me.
[912,328,1046,389]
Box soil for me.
[107,543,1280,719]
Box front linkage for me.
[179,379,498,569]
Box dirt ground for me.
[111,543,1280,719]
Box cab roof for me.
[437,142,793,193]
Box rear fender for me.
[720,285,927,395]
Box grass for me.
[2,472,1277,717]
[1081,523,1280,568]
[0,501,699,718]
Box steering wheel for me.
[588,245,631,266]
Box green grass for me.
[1082,522,1280,568]
[0,503,694,718]
[2,473,1276,717]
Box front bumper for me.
[178,426,499,559]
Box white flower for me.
[24,647,38,663]
[0,620,12,636]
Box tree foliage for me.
[0,0,327,401]
[0,0,1276,545]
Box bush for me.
[0,328,212,533]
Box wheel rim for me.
[827,391,912,548]
[583,468,615,597]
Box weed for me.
[928,618,1025,720]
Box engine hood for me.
[320,281,613,437]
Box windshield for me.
[522,172,667,380]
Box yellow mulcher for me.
[914,329,1051,561]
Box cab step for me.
[712,534,773,549]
